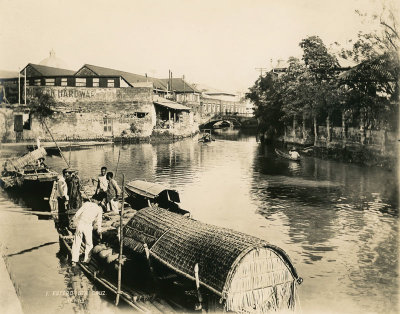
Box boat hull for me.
[275,148,301,161]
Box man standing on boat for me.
[71,195,103,266]
[57,169,69,211]
[95,166,108,210]
[66,170,82,212]
[106,172,121,212]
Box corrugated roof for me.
[22,63,75,76]
[160,78,199,93]
[193,83,237,96]
[0,70,21,79]
[77,64,167,90]
[153,96,191,111]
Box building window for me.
[34,79,41,86]
[134,112,148,118]
[45,78,55,86]
[103,117,112,133]
[61,78,67,86]
[93,78,99,87]
[76,78,86,87]
[107,79,115,88]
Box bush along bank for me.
[299,145,397,170]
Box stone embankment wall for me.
[1,86,157,142]
[0,108,14,142]
[0,85,199,142]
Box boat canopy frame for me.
[125,180,180,203]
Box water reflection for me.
[0,133,398,314]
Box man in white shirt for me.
[71,196,103,265]
[289,147,301,160]
[57,169,69,212]
[95,166,108,210]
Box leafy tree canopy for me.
[27,89,55,120]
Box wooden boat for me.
[198,129,215,143]
[0,147,58,193]
[50,187,302,313]
[275,148,301,161]
[124,180,190,216]
[51,205,182,312]
[27,141,113,156]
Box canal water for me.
[0,131,398,314]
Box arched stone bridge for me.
[199,114,257,129]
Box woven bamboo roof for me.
[3,147,47,172]
[123,206,300,311]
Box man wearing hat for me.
[71,195,103,266]
[289,147,300,160]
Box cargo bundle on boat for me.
[0,147,58,191]
[123,206,302,312]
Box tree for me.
[283,37,340,144]
[246,73,284,138]
[339,6,399,131]
[27,89,55,120]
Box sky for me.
[0,0,397,93]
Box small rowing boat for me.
[275,148,301,161]
[198,129,215,143]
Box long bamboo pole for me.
[115,149,121,177]
[24,68,27,105]
[68,142,72,165]
[115,174,125,306]
[42,120,70,167]
[18,69,20,105]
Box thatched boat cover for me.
[123,206,301,312]
[125,180,180,202]
[3,147,47,172]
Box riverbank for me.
[309,145,398,170]
[0,131,200,148]
[0,255,23,314]
[263,134,398,170]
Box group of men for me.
[56,166,122,266]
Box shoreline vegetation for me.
[247,9,398,171]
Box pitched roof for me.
[160,78,199,93]
[21,63,75,76]
[77,64,166,90]
[153,96,191,111]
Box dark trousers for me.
[57,197,69,229]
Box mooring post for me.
[194,263,203,310]
[115,174,125,306]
